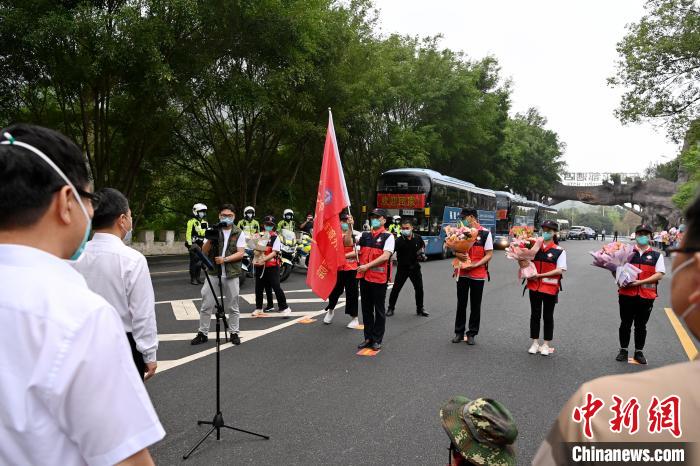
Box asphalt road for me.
[145,240,682,465]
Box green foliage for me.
[674,143,700,209]
[0,0,566,233]
[645,158,680,181]
[609,0,700,141]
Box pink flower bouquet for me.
[590,241,641,287]
[505,226,543,279]
[444,225,479,269]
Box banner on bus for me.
[376,193,426,209]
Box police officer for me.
[356,208,395,351]
[452,207,493,345]
[387,218,428,317]
[186,203,208,285]
[616,224,665,364]
[388,215,402,237]
[237,206,260,236]
[278,209,295,232]
[525,220,567,356]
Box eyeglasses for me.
[219,213,235,219]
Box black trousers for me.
[619,294,654,350]
[454,277,484,337]
[255,266,287,310]
[360,279,388,343]
[388,266,424,311]
[529,290,557,341]
[126,332,145,381]
[327,269,359,317]
[188,248,202,280]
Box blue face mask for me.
[265,225,273,232]
[341,222,349,232]
[1,132,92,260]
[401,229,411,236]
[371,218,382,229]
[636,235,650,246]
[220,217,234,226]
[542,231,553,241]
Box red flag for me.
[307,110,351,300]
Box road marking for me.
[150,269,188,275]
[156,304,345,373]
[356,348,380,357]
[665,308,698,360]
[170,300,200,320]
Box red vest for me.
[264,233,281,268]
[341,245,358,271]
[527,243,564,296]
[460,228,491,279]
[618,247,660,299]
[357,229,392,284]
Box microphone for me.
[190,244,215,271]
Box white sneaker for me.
[540,344,552,356]
[251,309,263,317]
[323,309,335,324]
[280,307,292,317]
[528,341,540,354]
[347,317,360,329]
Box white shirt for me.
[483,231,494,251]
[0,245,165,466]
[383,233,395,253]
[271,235,281,252]
[72,233,158,363]
[636,246,666,273]
[204,229,247,278]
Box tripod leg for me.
[182,426,217,460]
[222,424,271,440]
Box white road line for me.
[156,304,345,373]
[170,300,200,320]
[150,269,189,275]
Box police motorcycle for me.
[279,229,298,282]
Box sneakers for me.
[251,309,264,317]
[264,306,275,313]
[357,339,372,349]
[323,309,335,324]
[347,317,360,329]
[230,333,241,345]
[416,308,429,317]
[528,341,540,354]
[633,350,647,365]
[616,348,629,361]
[190,278,199,285]
[190,332,208,345]
[386,307,395,317]
[451,335,464,343]
[466,335,476,345]
[370,342,382,351]
[539,343,552,356]
[279,307,292,317]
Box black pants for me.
[529,290,557,341]
[454,277,484,337]
[327,270,359,317]
[126,332,145,381]
[360,279,388,343]
[619,295,654,350]
[255,266,287,310]
[388,266,424,311]
[188,248,202,280]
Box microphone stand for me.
[183,238,269,460]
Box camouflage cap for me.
[439,397,517,466]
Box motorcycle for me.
[279,229,298,282]
[239,251,252,287]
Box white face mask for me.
[2,132,91,260]
[673,257,698,322]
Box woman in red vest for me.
[251,216,291,317]
[323,212,361,329]
[616,224,665,364]
[525,220,567,356]
[452,207,494,346]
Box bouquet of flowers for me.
[505,226,543,279]
[590,241,641,287]
[444,224,479,269]
[247,232,270,265]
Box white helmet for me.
[192,203,207,216]
[244,206,255,216]
[283,208,294,217]
[393,215,401,221]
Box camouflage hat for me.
[440,397,517,466]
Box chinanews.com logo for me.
[566,392,692,464]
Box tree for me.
[609,0,700,141]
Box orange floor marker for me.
[298,317,316,324]
[627,358,646,365]
[356,348,380,356]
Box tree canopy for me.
[0,0,565,232]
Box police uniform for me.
[357,217,395,346]
[527,242,567,342]
[388,222,401,237]
[186,216,207,283]
[278,219,295,232]
[454,225,492,341]
[237,218,260,236]
[618,242,665,354]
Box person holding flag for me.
[356,208,395,351]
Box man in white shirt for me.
[190,204,247,346]
[73,188,158,381]
[0,123,164,465]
